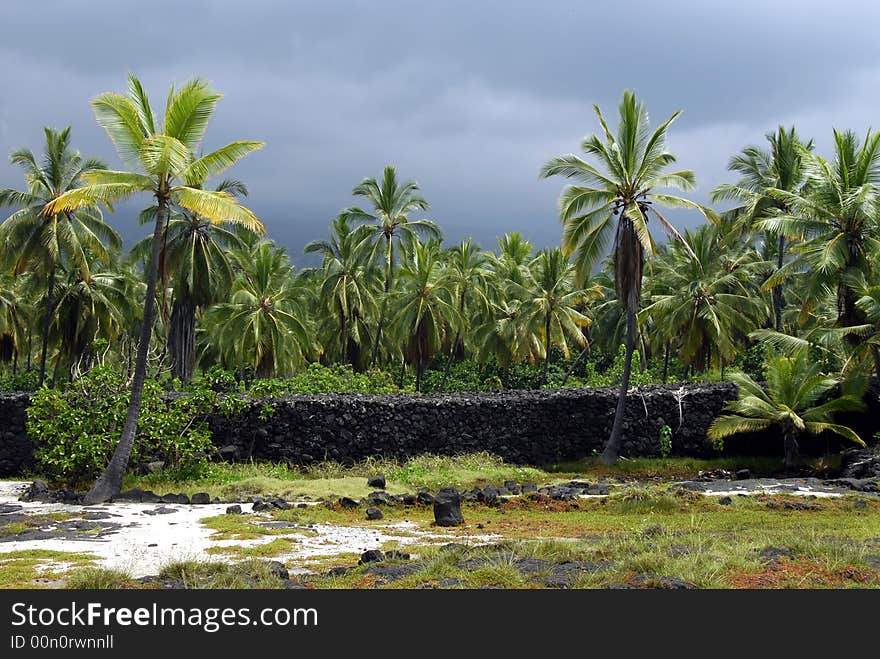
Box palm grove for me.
[0,79,875,500]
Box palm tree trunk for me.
[38,265,57,388]
[662,341,670,384]
[84,197,167,504]
[340,306,348,364]
[602,307,636,465]
[783,431,799,470]
[168,290,196,381]
[543,312,552,385]
[773,234,785,332]
[440,331,460,392]
[26,331,31,371]
[370,236,393,367]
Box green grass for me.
[123,452,549,501]
[157,559,290,589]
[66,567,138,589]
[0,550,99,589]
[199,513,315,540]
[205,538,298,558]
[546,456,794,480]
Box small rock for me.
[117,488,144,502]
[140,490,160,503]
[271,498,290,510]
[252,501,275,512]
[400,494,417,506]
[0,504,24,514]
[718,496,732,505]
[759,547,796,563]
[367,475,386,489]
[417,491,434,506]
[735,469,751,480]
[854,500,868,509]
[191,493,211,505]
[266,561,289,581]
[175,494,191,505]
[146,461,165,474]
[504,480,521,495]
[143,506,177,516]
[225,505,243,515]
[359,550,385,564]
[385,551,410,561]
[434,487,464,527]
[521,483,538,494]
[366,507,384,520]
[339,497,359,509]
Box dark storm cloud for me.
[3,0,880,262]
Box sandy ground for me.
[0,481,499,577]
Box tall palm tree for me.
[643,225,768,373]
[205,241,311,378]
[711,126,811,331]
[0,126,115,386]
[340,166,441,366]
[439,239,492,390]
[303,216,379,368]
[540,90,716,464]
[519,248,599,383]
[708,353,865,468]
[759,129,880,338]
[387,240,458,392]
[48,74,264,503]
[0,272,29,369]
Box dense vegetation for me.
[2,81,877,489]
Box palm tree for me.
[540,90,716,464]
[206,241,311,378]
[0,126,115,386]
[51,256,136,380]
[519,248,599,383]
[48,74,264,503]
[0,272,29,370]
[759,129,880,335]
[387,240,458,392]
[303,216,379,368]
[439,239,492,390]
[708,353,865,468]
[711,126,811,331]
[643,225,768,373]
[340,166,441,366]
[133,178,256,382]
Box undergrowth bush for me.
[27,366,216,485]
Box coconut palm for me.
[205,241,311,378]
[387,240,458,392]
[643,225,768,373]
[47,74,264,503]
[708,353,865,468]
[759,129,880,334]
[303,216,380,368]
[340,166,441,366]
[0,126,115,386]
[711,126,811,331]
[439,239,492,390]
[519,248,599,383]
[0,272,29,369]
[132,178,255,382]
[541,90,716,464]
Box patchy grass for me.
[66,567,139,589]
[205,538,299,558]
[199,513,315,540]
[0,550,98,589]
[158,559,290,589]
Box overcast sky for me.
[2,0,880,265]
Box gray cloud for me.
[2,0,880,263]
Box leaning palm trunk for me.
[38,264,56,388]
[84,200,167,504]
[168,290,196,382]
[543,312,552,384]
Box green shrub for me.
[27,366,216,485]
[659,424,673,458]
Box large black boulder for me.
[433,487,464,527]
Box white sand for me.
[0,481,498,577]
